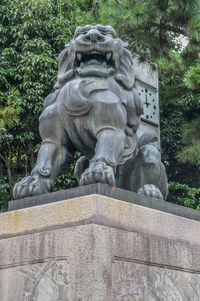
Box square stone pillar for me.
[1,193,200,300]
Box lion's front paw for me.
[138,184,163,200]
[80,161,115,186]
[13,176,49,199]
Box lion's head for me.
[54,24,135,91]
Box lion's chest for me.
[60,77,125,119]
[59,78,128,154]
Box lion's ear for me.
[54,43,75,90]
[114,48,134,91]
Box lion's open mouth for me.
[75,51,115,78]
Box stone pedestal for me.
[1,193,200,300]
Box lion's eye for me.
[101,31,113,38]
[76,31,87,37]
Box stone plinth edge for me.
[8,183,200,222]
[2,194,200,246]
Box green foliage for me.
[158,34,200,184]
[178,143,200,166]
[177,118,200,165]
[0,0,200,211]
[54,152,80,190]
[0,176,10,212]
[91,0,200,60]
[0,0,92,209]
[0,90,21,132]
[158,52,186,102]
[185,58,200,90]
[160,91,200,186]
[168,182,200,210]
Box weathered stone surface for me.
[1,195,200,300]
[132,56,158,89]
[9,183,200,222]
[3,194,200,243]
[1,260,70,301]
[112,259,200,300]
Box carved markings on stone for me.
[18,260,69,301]
[135,80,159,126]
[112,259,200,301]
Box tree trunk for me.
[30,140,35,169]
[7,143,12,199]
[0,143,13,204]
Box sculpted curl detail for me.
[13,24,168,200]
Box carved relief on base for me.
[112,259,200,301]
[0,259,69,301]
[18,260,69,301]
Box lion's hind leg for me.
[118,137,168,200]
[136,143,168,200]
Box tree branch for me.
[0,153,7,166]
[150,21,186,35]
[115,0,123,5]
[8,143,11,164]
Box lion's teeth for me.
[106,53,112,61]
[77,53,82,60]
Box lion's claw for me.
[138,184,163,200]
[80,161,115,186]
[13,176,48,199]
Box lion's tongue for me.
[86,59,106,67]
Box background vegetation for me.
[0,0,200,212]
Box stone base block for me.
[1,194,200,300]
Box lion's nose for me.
[84,29,105,42]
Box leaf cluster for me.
[168,181,200,210]
[0,0,92,208]
[92,0,200,61]
[0,0,200,210]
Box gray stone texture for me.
[9,184,200,222]
[1,194,200,300]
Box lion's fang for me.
[77,53,82,60]
[106,53,112,61]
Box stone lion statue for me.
[13,24,168,200]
